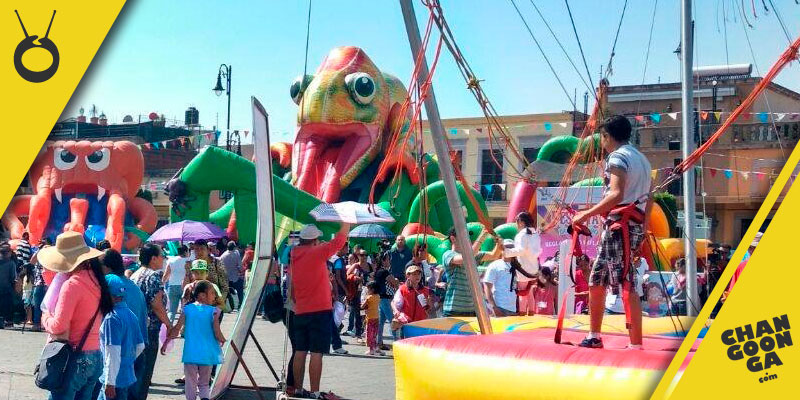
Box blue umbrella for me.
[348,224,396,239]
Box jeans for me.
[0,288,12,326]
[228,280,244,310]
[48,350,102,400]
[377,298,395,345]
[347,296,363,337]
[167,285,183,323]
[130,353,146,400]
[330,318,342,350]
[97,385,130,400]
[32,285,46,325]
[136,329,160,400]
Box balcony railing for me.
[646,121,800,148]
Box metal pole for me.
[226,65,232,151]
[680,0,699,316]
[399,0,492,334]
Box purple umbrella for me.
[147,220,227,243]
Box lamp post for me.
[213,64,238,154]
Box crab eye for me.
[345,73,375,105]
[290,75,313,105]
[54,148,77,170]
[85,148,111,171]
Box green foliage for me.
[653,192,677,237]
[136,188,154,204]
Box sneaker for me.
[375,350,386,356]
[379,344,391,351]
[174,377,185,385]
[356,337,365,345]
[365,349,375,356]
[332,347,348,355]
[578,337,604,349]
[343,330,355,337]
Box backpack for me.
[33,307,99,392]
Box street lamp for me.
[212,64,238,154]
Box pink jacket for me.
[42,269,101,351]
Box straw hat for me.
[405,264,422,275]
[37,231,103,273]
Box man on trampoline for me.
[571,115,652,349]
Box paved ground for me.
[0,315,396,400]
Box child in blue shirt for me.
[99,274,145,400]
[165,280,225,400]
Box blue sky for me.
[67,0,800,143]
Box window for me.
[523,147,540,164]
[449,150,463,172]
[480,149,505,201]
[481,149,503,184]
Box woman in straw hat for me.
[38,231,114,400]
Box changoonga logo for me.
[721,314,792,383]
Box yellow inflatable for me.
[652,238,713,270]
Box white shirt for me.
[166,256,189,286]
[504,229,542,282]
[481,260,517,313]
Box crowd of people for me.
[0,229,256,400]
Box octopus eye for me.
[85,148,111,171]
[53,148,77,170]
[344,72,375,105]
[290,74,313,105]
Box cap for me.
[299,225,323,240]
[105,274,127,297]
[502,239,515,248]
[405,264,422,275]
[191,259,208,271]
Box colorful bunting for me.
[650,113,661,124]
[714,111,722,122]
[544,123,552,131]
[758,112,769,123]
[558,122,568,128]
[709,168,717,178]
[741,171,749,180]
[700,111,709,121]
[723,170,733,179]
[450,128,458,135]
[668,112,679,120]
[634,115,645,123]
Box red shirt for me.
[290,231,348,315]
[242,249,255,271]
[728,261,747,292]
[533,281,556,315]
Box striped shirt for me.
[16,240,32,265]
[442,250,486,315]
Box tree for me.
[136,188,153,204]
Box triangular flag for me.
[776,113,787,121]
[498,183,506,191]
[149,182,157,190]
[650,113,661,124]
[152,142,159,149]
[714,111,722,122]
[741,171,749,180]
[709,168,717,178]
[483,184,493,192]
[723,170,733,179]
[700,111,709,121]
[162,141,168,148]
[558,122,568,128]
[188,136,195,144]
[464,129,470,136]
[544,123,552,131]
[757,172,767,180]
[143,143,151,150]
[476,128,483,134]
[634,115,645,123]
[668,112,678,120]
[651,170,657,180]
[450,128,458,135]
[244,130,249,138]
[758,112,769,123]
